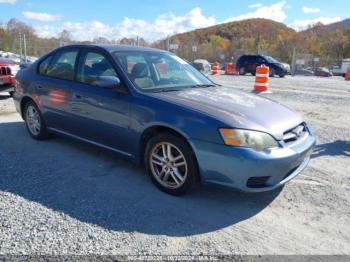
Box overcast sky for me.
[0,0,347,41]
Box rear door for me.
[35,48,79,132]
[67,49,132,153]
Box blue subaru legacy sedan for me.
[13,44,316,195]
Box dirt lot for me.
[0,75,349,256]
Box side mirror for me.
[93,76,121,89]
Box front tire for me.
[24,100,49,140]
[145,133,198,195]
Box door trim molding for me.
[48,127,134,158]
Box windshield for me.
[113,51,213,92]
[263,56,279,63]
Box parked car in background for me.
[0,58,19,95]
[315,67,332,77]
[190,59,212,75]
[14,44,315,195]
[294,68,314,76]
[0,52,21,63]
[236,55,290,77]
[26,56,39,63]
[330,59,350,77]
[281,62,291,74]
[220,63,227,70]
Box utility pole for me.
[19,33,23,62]
[166,36,170,51]
[291,47,296,76]
[23,34,27,63]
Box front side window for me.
[257,56,266,63]
[46,50,78,81]
[113,51,212,91]
[263,56,279,63]
[77,52,118,86]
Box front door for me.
[68,50,132,154]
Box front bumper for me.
[191,131,316,192]
[0,75,15,92]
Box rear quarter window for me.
[38,55,53,75]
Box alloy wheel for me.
[149,142,188,189]
[26,105,41,136]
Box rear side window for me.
[38,55,53,75]
[46,50,78,81]
[248,56,256,63]
[239,56,250,64]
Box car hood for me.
[149,86,303,140]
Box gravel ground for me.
[0,75,349,256]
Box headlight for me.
[219,128,279,151]
[9,65,20,76]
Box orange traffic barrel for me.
[254,64,270,92]
[212,62,219,75]
[345,68,350,81]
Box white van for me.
[191,59,212,75]
[331,59,350,77]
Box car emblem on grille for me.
[291,126,304,137]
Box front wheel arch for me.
[139,125,200,182]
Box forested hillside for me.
[1,17,350,66]
[155,18,350,65]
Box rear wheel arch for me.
[20,96,36,119]
[139,125,200,181]
[22,98,49,140]
[239,67,246,75]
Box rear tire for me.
[239,67,246,75]
[24,100,49,140]
[145,132,198,196]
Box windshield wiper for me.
[152,88,183,93]
[189,84,217,88]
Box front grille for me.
[283,123,308,146]
[0,66,11,76]
[246,176,270,188]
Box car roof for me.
[194,59,210,64]
[57,44,167,53]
